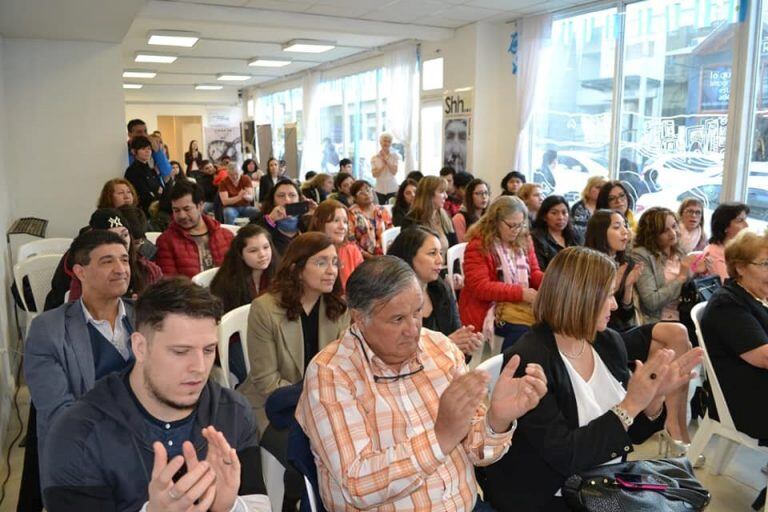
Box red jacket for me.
[458,236,544,329]
[155,215,233,278]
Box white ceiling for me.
[121,0,583,103]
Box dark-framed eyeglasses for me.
[352,329,425,383]
[501,219,524,231]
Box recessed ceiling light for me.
[123,84,143,89]
[282,39,335,53]
[195,84,223,90]
[148,30,200,48]
[135,52,177,63]
[217,73,250,81]
[248,58,292,68]
[122,69,157,79]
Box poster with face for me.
[443,89,473,173]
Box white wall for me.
[0,34,16,451]
[4,38,127,237]
[124,103,242,133]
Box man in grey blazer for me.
[24,229,135,486]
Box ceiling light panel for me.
[122,69,157,78]
[135,52,177,63]
[148,30,200,48]
[282,39,335,53]
[248,58,292,68]
[123,84,143,89]
[217,73,251,81]
[195,84,224,90]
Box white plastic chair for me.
[382,204,394,217]
[17,237,71,262]
[476,354,504,393]
[260,447,286,512]
[221,224,240,235]
[447,242,467,287]
[381,226,401,255]
[191,267,219,288]
[304,475,319,512]
[13,254,61,327]
[145,232,162,245]
[217,304,251,389]
[689,301,768,507]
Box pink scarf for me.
[482,240,530,350]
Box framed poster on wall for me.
[442,89,473,173]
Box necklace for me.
[560,339,587,359]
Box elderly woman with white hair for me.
[371,132,400,204]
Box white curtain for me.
[300,71,323,178]
[512,14,552,175]
[383,44,419,172]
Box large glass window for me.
[256,87,302,162]
[530,8,617,203]
[747,0,768,231]
[621,0,736,223]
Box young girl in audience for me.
[184,139,203,174]
[597,180,637,229]
[531,195,583,270]
[328,171,354,207]
[500,170,526,196]
[677,197,707,253]
[388,226,484,355]
[632,207,695,323]
[259,157,282,203]
[571,175,606,234]
[309,199,363,289]
[453,178,490,243]
[481,246,702,511]
[391,178,418,227]
[96,178,138,209]
[586,209,698,454]
[209,224,276,384]
[401,175,456,258]
[348,180,392,257]
[517,182,543,223]
[702,202,750,282]
[301,173,333,204]
[459,195,543,351]
[254,180,313,256]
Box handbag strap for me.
[659,487,711,509]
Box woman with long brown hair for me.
[401,175,456,257]
[309,199,363,289]
[348,180,392,258]
[452,178,490,243]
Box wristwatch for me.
[610,405,634,429]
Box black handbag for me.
[678,275,721,345]
[562,458,711,511]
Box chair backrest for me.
[476,354,504,392]
[191,267,219,288]
[260,447,286,512]
[691,301,736,429]
[13,254,61,317]
[381,226,401,255]
[145,232,162,245]
[382,204,394,216]
[304,476,319,512]
[447,242,468,286]
[17,237,72,262]
[221,224,240,235]
[217,304,251,389]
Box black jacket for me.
[42,367,265,512]
[530,227,583,271]
[481,323,665,511]
[423,278,460,337]
[125,160,162,215]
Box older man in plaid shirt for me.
[296,256,547,511]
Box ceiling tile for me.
[464,0,534,9]
[170,0,252,6]
[431,4,502,21]
[243,0,315,11]
[363,0,446,24]
[304,3,375,17]
[414,15,467,28]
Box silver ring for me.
[169,489,180,500]
[223,459,233,465]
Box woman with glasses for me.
[702,202,751,282]
[240,231,349,432]
[701,230,768,446]
[348,179,393,258]
[677,198,707,253]
[597,180,637,230]
[459,195,544,350]
[453,178,490,243]
[531,195,583,271]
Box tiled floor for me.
[0,386,765,511]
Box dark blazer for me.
[530,227,583,271]
[423,278,460,337]
[184,151,204,173]
[481,323,665,511]
[124,160,162,215]
[259,174,281,203]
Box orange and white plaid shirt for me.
[296,327,514,511]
